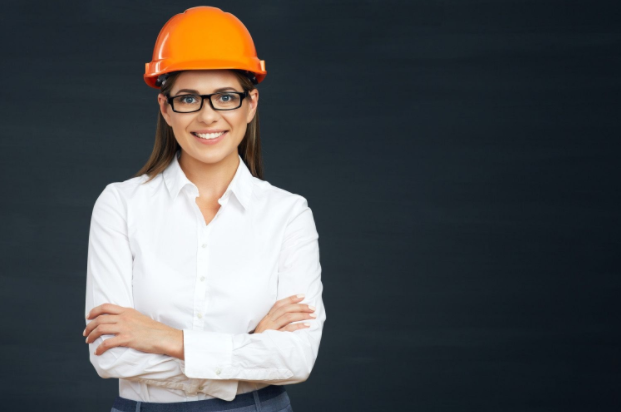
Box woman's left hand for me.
[84,303,182,358]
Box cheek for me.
[171,118,191,136]
[226,115,249,139]
[233,124,249,144]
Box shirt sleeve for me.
[183,196,326,386]
[85,184,214,395]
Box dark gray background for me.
[1,0,620,411]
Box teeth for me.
[194,131,225,139]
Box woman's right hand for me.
[251,294,317,334]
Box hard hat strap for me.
[232,69,258,85]
[156,73,172,87]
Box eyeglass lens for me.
[172,93,242,112]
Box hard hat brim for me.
[144,59,267,89]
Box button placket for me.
[189,188,209,330]
[195,225,210,326]
[190,191,226,330]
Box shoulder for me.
[94,173,158,213]
[252,179,314,224]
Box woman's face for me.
[157,69,258,165]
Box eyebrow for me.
[174,87,239,95]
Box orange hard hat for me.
[144,6,266,89]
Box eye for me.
[216,93,235,102]
[179,95,199,104]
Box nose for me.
[197,98,221,123]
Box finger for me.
[271,303,316,322]
[86,323,120,344]
[94,335,128,356]
[87,303,126,320]
[272,311,316,330]
[269,294,306,313]
[84,314,119,337]
[279,322,311,332]
[266,303,315,329]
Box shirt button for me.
[197,313,202,319]
[215,367,221,375]
[200,276,205,281]
[202,243,207,248]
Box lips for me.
[191,130,228,145]
[192,131,227,139]
[192,130,227,133]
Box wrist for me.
[163,328,185,360]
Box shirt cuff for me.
[182,329,296,382]
[183,329,233,379]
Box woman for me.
[83,6,325,412]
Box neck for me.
[178,150,239,201]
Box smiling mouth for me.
[191,131,227,140]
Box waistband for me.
[112,385,288,412]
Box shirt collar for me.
[163,149,253,211]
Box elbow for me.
[288,372,310,385]
[283,329,322,384]
[253,341,317,385]
[88,340,127,379]
[90,358,112,379]
[291,357,316,384]
[272,361,314,385]
[89,350,117,379]
[277,346,318,385]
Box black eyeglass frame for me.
[166,90,249,113]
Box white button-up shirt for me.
[84,149,325,402]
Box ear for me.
[158,93,172,126]
[246,89,259,124]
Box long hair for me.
[133,70,264,184]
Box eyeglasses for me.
[166,90,249,113]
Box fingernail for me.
[82,329,86,336]
[308,305,316,311]
[303,323,311,327]
[309,313,317,318]
[85,337,88,343]
[297,294,305,298]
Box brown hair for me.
[133,70,264,184]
